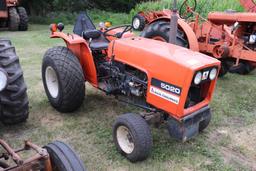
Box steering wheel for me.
[103,25,133,38]
[179,0,197,19]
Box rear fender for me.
[51,32,98,87]
[149,17,199,51]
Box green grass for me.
[0,24,256,171]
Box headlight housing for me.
[194,72,202,85]
[209,68,218,80]
[0,69,8,92]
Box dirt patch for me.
[207,125,256,170]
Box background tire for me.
[8,7,20,31]
[44,141,87,171]
[141,20,189,48]
[218,61,228,77]
[17,7,28,31]
[42,46,85,113]
[113,113,152,162]
[0,39,29,125]
[132,14,146,31]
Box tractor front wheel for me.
[113,113,153,162]
[8,7,20,31]
[44,141,87,171]
[199,112,212,132]
[42,46,85,113]
[17,7,28,31]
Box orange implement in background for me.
[136,0,256,76]
[0,0,28,31]
[240,0,256,12]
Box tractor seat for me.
[73,12,109,50]
[82,30,109,50]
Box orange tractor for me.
[0,0,28,31]
[133,0,256,76]
[41,8,220,162]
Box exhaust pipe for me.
[169,0,178,45]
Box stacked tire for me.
[0,39,29,124]
[8,7,28,31]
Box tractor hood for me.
[108,37,220,118]
[109,37,220,75]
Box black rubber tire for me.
[132,14,146,31]
[113,113,153,162]
[44,141,87,171]
[141,20,189,48]
[17,7,28,31]
[0,39,29,125]
[229,62,255,75]
[42,46,85,113]
[218,61,228,77]
[199,112,212,132]
[8,7,20,31]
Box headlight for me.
[194,72,202,85]
[209,68,218,80]
[0,69,8,92]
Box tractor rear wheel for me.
[141,20,189,48]
[44,141,87,171]
[42,46,85,113]
[132,14,146,31]
[113,113,153,162]
[8,7,20,31]
[17,7,28,31]
[0,39,29,124]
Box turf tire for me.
[17,7,28,31]
[141,20,189,48]
[42,46,85,113]
[8,7,20,31]
[199,112,212,132]
[44,141,87,171]
[113,113,153,162]
[0,39,29,125]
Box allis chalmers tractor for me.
[0,0,28,31]
[0,38,29,125]
[41,5,220,162]
[133,0,256,76]
[0,140,87,171]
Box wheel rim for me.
[133,18,141,29]
[152,36,167,42]
[45,66,59,98]
[116,126,135,154]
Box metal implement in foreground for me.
[0,140,87,171]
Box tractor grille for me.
[0,1,7,11]
[185,82,211,109]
